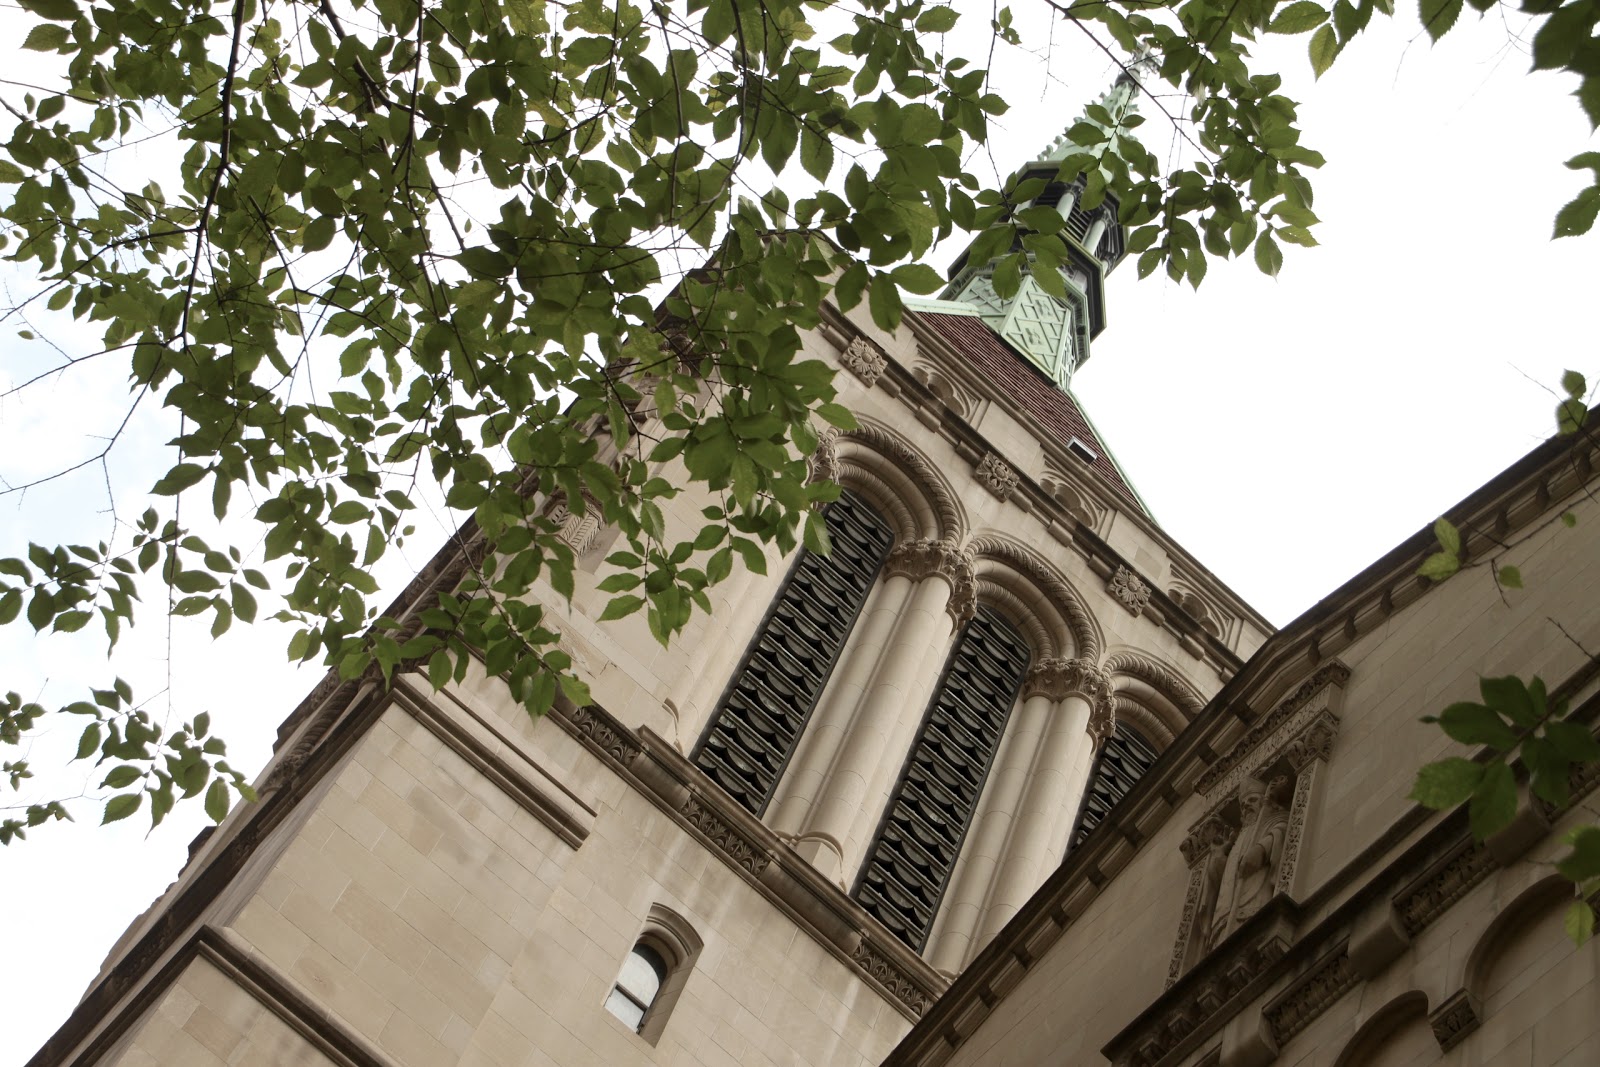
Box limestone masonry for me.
[28,65,1600,1067]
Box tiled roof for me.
[908,311,1145,512]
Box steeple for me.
[940,57,1149,390]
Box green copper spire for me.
[940,57,1150,390]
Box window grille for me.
[854,607,1031,950]
[1071,725,1159,848]
[692,491,893,815]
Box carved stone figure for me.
[1107,565,1151,616]
[1227,774,1295,928]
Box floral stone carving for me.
[1108,565,1152,616]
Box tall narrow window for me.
[1071,725,1159,848]
[855,607,1031,950]
[693,491,894,815]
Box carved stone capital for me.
[1429,990,1481,1052]
[549,492,604,555]
[808,426,842,487]
[974,452,1020,501]
[841,336,887,387]
[1108,565,1152,616]
[1023,656,1112,705]
[1088,693,1116,748]
[1179,814,1239,868]
[886,538,977,627]
[1285,714,1337,770]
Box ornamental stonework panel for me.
[841,337,888,387]
[1167,667,1346,985]
[1108,566,1151,616]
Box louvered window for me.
[692,491,893,816]
[1071,726,1159,848]
[854,607,1031,950]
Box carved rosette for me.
[1108,565,1152,616]
[1022,656,1112,705]
[841,336,888,387]
[974,452,1020,501]
[886,538,977,626]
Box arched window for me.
[604,943,667,1031]
[1071,724,1159,848]
[854,606,1032,950]
[603,905,702,1042]
[693,490,894,815]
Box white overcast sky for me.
[2,4,1597,1063]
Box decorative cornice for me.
[1023,656,1111,704]
[841,336,888,387]
[850,941,934,1016]
[1108,565,1152,616]
[682,795,771,876]
[1194,662,1351,796]
[567,704,643,766]
[886,538,978,626]
[548,701,946,1022]
[1429,989,1481,1052]
[1262,944,1359,1046]
[1394,840,1496,936]
[974,452,1020,501]
[1110,902,1295,1067]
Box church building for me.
[26,67,1600,1067]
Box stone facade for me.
[28,86,1599,1067]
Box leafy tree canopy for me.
[1,0,1596,841]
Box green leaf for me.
[1417,551,1459,581]
[1268,2,1329,33]
[1562,369,1587,399]
[1565,900,1595,947]
[1496,564,1522,589]
[915,5,959,32]
[1433,517,1460,556]
[1546,719,1600,761]
[1553,188,1600,238]
[1479,676,1534,727]
[1469,761,1517,839]
[868,273,903,331]
[1418,0,1463,41]
[205,778,230,823]
[102,792,142,825]
[891,264,945,294]
[1253,232,1283,277]
[153,464,207,496]
[1409,757,1484,809]
[1312,24,1337,75]
[1558,397,1587,435]
[598,595,644,621]
[19,0,79,19]
[1558,826,1600,882]
[22,23,69,51]
[1439,701,1518,750]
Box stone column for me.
[767,571,914,835]
[792,539,975,887]
[924,682,1049,976]
[975,658,1111,949]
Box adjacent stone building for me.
[26,69,1600,1067]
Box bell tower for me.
[941,61,1146,388]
